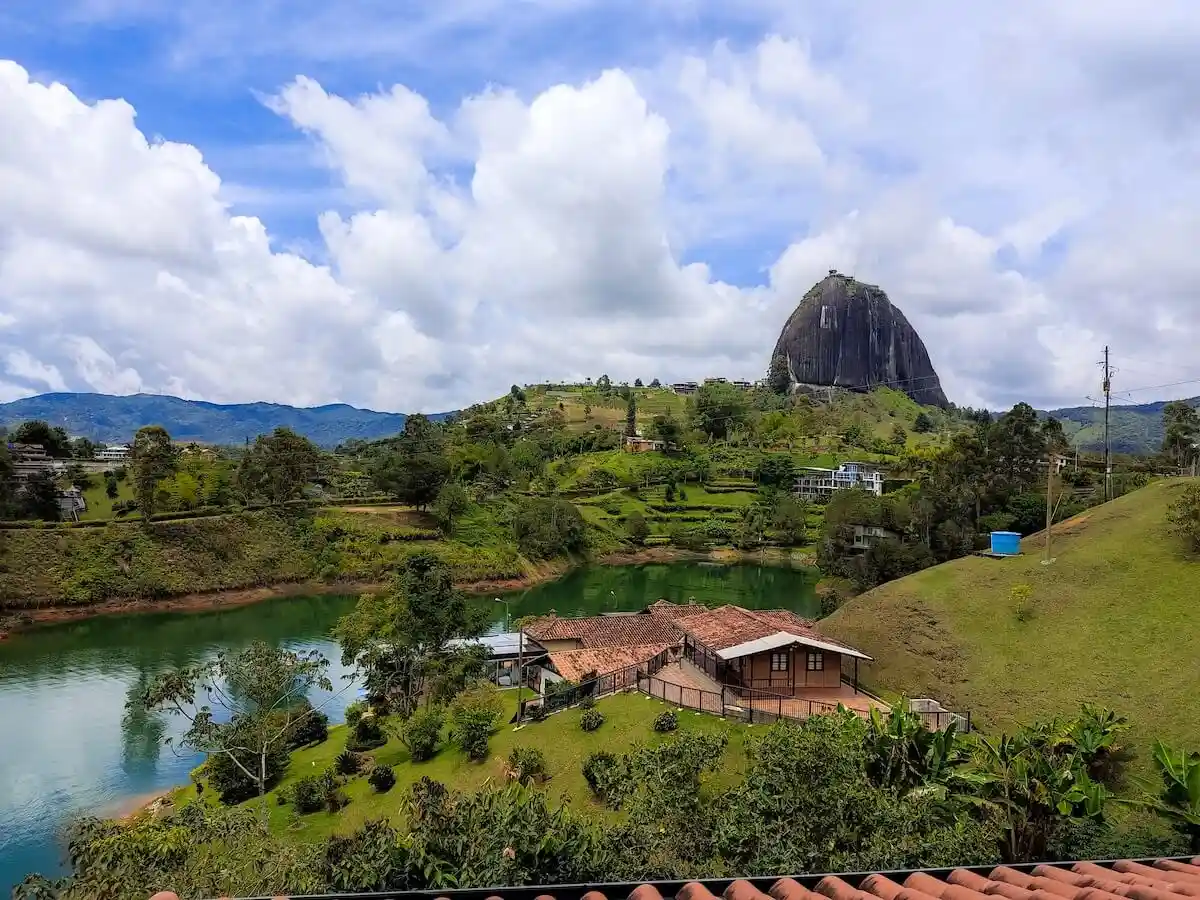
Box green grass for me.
[176,691,750,841]
[79,476,136,520]
[823,478,1200,773]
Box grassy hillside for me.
[0,502,613,611]
[823,478,1200,764]
[173,691,749,842]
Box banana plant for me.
[1145,740,1200,852]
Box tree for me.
[772,496,807,545]
[513,497,587,558]
[11,420,71,457]
[431,482,470,534]
[767,353,791,395]
[509,384,526,403]
[131,425,175,520]
[650,378,661,388]
[371,415,451,509]
[133,642,332,804]
[692,382,748,440]
[634,378,644,388]
[756,453,796,488]
[913,412,935,433]
[237,427,322,504]
[335,553,487,717]
[890,423,908,449]
[1167,482,1200,552]
[71,437,97,460]
[1163,401,1199,467]
[17,470,60,521]
[626,511,650,545]
[650,413,682,447]
[624,394,638,438]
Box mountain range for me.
[1045,397,1197,455]
[0,390,1191,455]
[0,393,449,448]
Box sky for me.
[1,0,1199,414]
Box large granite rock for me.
[772,271,949,408]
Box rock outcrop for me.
[772,271,949,408]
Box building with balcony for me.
[793,461,885,499]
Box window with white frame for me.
[770,652,789,672]
[806,651,824,671]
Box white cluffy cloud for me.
[2,2,1200,413]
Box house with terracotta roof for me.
[522,613,681,693]
[645,602,879,715]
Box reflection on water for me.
[0,593,359,894]
[0,560,818,893]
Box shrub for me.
[346,714,386,752]
[507,747,548,784]
[367,764,396,793]
[625,511,650,545]
[335,750,363,776]
[578,694,596,710]
[451,681,504,761]
[402,707,445,762]
[527,702,548,722]
[580,709,605,732]
[286,707,329,749]
[292,774,326,814]
[344,701,367,728]
[653,710,679,733]
[582,750,623,805]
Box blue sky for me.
[0,0,1198,412]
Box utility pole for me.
[1102,346,1112,502]
[1045,453,1056,564]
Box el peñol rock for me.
[772,270,949,408]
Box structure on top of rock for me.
[771,271,950,408]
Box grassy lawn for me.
[79,475,135,520]
[823,478,1200,777]
[176,691,751,842]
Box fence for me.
[517,648,670,720]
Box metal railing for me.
[517,648,670,719]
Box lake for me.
[0,560,818,892]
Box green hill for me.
[822,478,1200,764]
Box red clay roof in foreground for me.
[545,643,672,682]
[434,858,1200,900]
[672,604,865,657]
[523,614,681,649]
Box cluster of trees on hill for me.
[817,402,1157,591]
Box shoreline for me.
[0,548,816,639]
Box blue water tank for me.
[990,531,1021,556]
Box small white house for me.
[95,445,130,463]
[851,524,897,550]
[794,462,886,499]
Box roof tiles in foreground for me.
[414,859,1200,900]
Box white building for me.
[671,381,699,395]
[851,524,897,549]
[794,462,886,500]
[95,444,130,462]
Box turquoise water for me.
[0,561,818,892]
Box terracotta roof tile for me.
[673,605,866,658]
[545,644,672,682]
[223,858,1200,900]
[523,614,682,649]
